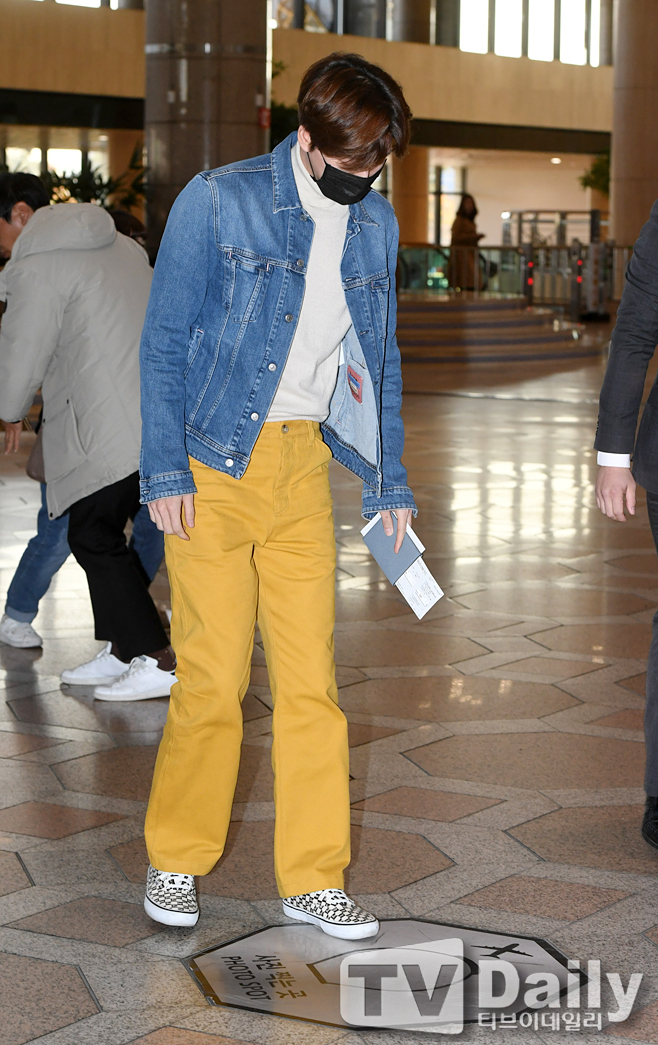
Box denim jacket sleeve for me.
[139,175,217,503]
[361,213,418,520]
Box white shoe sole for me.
[282,901,379,940]
[94,682,175,702]
[0,636,42,648]
[61,673,123,686]
[144,895,199,927]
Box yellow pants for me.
[144,421,351,897]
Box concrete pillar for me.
[390,0,431,43]
[292,0,305,28]
[391,146,429,244]
[610,0,658,243]
[589,187,610,214]
[435,0,460,46]
[345,0,386,39]
[39,128,49,178]
[145,0,269,254]
[599,0,613,64]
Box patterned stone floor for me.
[2,351,658,1044]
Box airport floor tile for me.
[1,352,657,1042]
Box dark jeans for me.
[6,483,70,623]
[67,472,168,663]
[129,502,165,583]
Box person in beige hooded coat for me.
[0,174,174,701]
[0,198,145,515]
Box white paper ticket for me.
[395,557,444,619]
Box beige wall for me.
[0,3,612,137]
[458,150,595,245]
[273,29,613,131]
[0,0,144,98]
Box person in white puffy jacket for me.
[0,173,175,701]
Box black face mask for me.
[309,152,383,206]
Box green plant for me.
[41,144,147,209]
[579,152,610,196]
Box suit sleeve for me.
[0,262,64,422]
[595,200,658,455]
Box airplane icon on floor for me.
[473,942,534,959]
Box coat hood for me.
[12,203,116,262]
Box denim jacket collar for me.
[272,132,379,228]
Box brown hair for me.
[456,194,478,219]
[297,52,412,172]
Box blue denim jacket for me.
[139,132,416,519]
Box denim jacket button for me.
[268,362,277,371]
[225,458,234,467]
[296,259,304,267]
[250,412,259,421]
[285,314,293,322]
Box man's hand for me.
[381,508,414,553]
[148,494,195,540]
[595,466,636,522]
[3,420,23,454]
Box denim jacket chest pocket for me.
[222,250,272,324]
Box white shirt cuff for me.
[597,451,631,468]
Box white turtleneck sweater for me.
[267,142,351,423]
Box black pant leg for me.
[644,492,658,794]
[67,472,168,662]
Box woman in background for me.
[449,193,484,291]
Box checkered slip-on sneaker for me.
[282,888,379,940]
[144,865,199,927]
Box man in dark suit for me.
[595,199,658,850]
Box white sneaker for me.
[94,654,176,701]
[144,864,199,927]
[282,888,379,940]
[61,642,127,685]
[0,613,42,649]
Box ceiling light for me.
[551,157,562,164]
